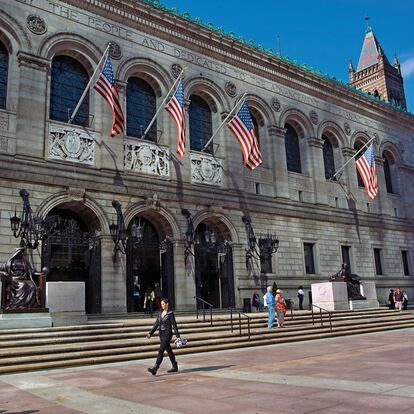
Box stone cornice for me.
[57,0,414,130]
[17,51,51,71]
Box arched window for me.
[50,56,89,127]
[252,115,260,146]
[0,42,8,109]
[354,142,365,187]
[322,135,335,180]
[383,155,393,193]
[126,77,157,140]
[189,95,212,153]
[284,124,302,173]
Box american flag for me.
[165,80,186,157]
[355,143,378,199]
[93,53,124,137]
[226,101,262,171]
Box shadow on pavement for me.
[181,365,234,373]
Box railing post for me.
[239,313,242,336]
[311,306,314,325]
[230,308,233,333]
[196,300,199,320]
[203,302,205,323]
[247,318,250,341]
[329,313,332,332]
[210,306,212,326]
[320,308,323,327]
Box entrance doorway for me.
[126,217,175,312]
[41,208,101,314]
[194,222,235,308]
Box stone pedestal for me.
[46,282,87,326]
[360,281,380,308]
[311,282,349,311]
[0,311,53,329]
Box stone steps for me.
[0,309,412,374]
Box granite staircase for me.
[0,308,413,374]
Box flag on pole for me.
[93,53,124,137]
[226,101,262,171]
[355,143,378,199]
[165,79,186,157]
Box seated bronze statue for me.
[0,247,48,311]
[329,263,366,300]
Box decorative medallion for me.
[48,124,95,165]
[225,82,237,97]
[344,122,351,136]
[171,64,183,79]
[26,15,47,35]
[108,42,122,60]
[191,153,222,186]
[124,141,170,177]
[309,110,319,125]
[271,97,281,112]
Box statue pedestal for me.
[359,281,379,308]
[311,282,349,311]
[46,282,87,326]
[0,310,53,329]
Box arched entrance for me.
[194,220,235,308]
[41,206,101,314]
[126,216,174,312]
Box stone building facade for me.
[0,0,413,313]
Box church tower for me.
[349,26,407,110]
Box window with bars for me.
[126,77,157,141]
[50,56,89,127]
[0,42,8,109]
[189,95,213,153]
[284,124,302,173]
[383,156,393,193]
[322,135,336,180]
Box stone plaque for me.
[191,152,222,186]
[48,123,95,165]
[124,140,170,177]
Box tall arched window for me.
[0,42,8,109]
[354,142,365,187]
[252,115,260,146]
[50,56,89,127]
[126,77,157,140]
[189,95,212,153]
[284,124,302,173]
[322,135,335,180]
[383,155,393,193]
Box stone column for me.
[268,125,289,199]
[307,137,329,205]
[174,240,196,311]
[100,235,127,313]
[16,52,51,159]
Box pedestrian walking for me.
[402,291,408,310]
[252,290,264,312]
[297,286,304,310]
[388,289,395,310]
[264,286,276,329]
[146,298,180,376]
[275,289,287,328]
[394,287,404,311]
[144,287,155,316]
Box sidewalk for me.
[1,328,414,413]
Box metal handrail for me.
[311,304,333,332]
[229,308,252,340]
[194,296,213,326]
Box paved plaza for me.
[1,329,414,414]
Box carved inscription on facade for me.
[48,124,95,165]
[191,153,222,186]
[124,141,170,177]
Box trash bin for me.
[243,298,251,313]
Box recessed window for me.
[322,135,336,180]
[189,95,213,153]
[255,183,261,195]
[0,41,8,109]
[402,251,410,276]
[304,243,316,274]
[341,246,351,273]
[259,239,272,274]
[373,248,383,275]
[284,124,302,173]
[383,156,393,193]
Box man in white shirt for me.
[297,286,305,310]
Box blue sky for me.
[160,0,414,112]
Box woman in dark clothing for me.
[146,298,180,375]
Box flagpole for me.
[68,44,111,125]
[329,136,375,181]
[141,70,184,140]
[201,93,247,152]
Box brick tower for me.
[349,25,407,110]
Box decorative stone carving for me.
[124,140,170,177]
[17,52,50,71]
[344,122,351,136]
[225,81,237,97]
[146,193,161,209]
[309,110,319,125]
[0,114,9,131]
[108,42,122,60]
[27,15,47,35]
[271,97,281,112]
[191,153,222,186]
[48,124,95,166]
[0,137,8,152]
[171,64,183,78]
[68,188,86,202]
